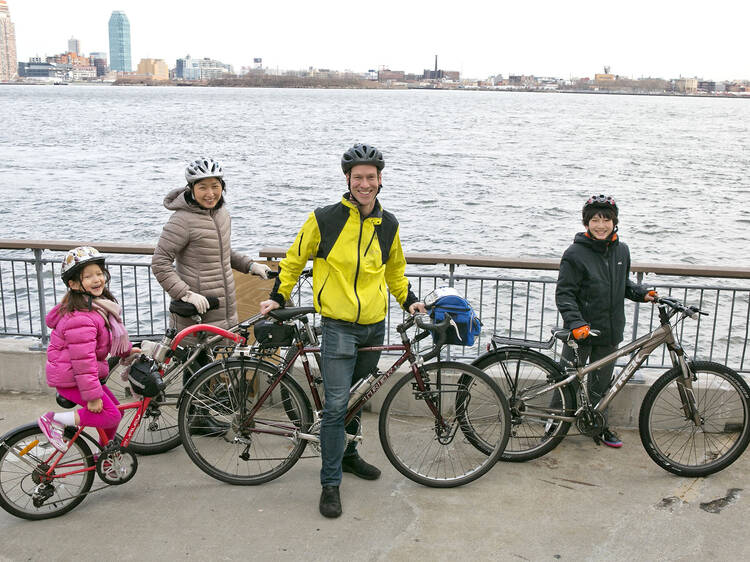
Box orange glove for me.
[572,325,590,340]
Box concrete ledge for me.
[0,338,51,394]
[0,338,665,429]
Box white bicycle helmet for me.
[61,246,106,284]
[184,158,224,185]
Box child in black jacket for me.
[555,195,656,447]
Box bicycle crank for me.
[96,442,138,485]
[575,408,606,438]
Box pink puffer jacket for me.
[45,304,130,401]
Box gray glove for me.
[181,291,209,314]
[250,262,272,280]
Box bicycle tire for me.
[639,361,750,477]
[108,354,201,455]
[178,358,313,485]
[379,362,510,488]
[0,423,95,520]
[472,348,575,461]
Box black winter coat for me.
[555,232,649,346]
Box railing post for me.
[33,248,49,347]
[448,264,455,287]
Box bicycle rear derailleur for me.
[96,440,138,485]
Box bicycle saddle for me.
[169,296,220,317]
[268,307,315,322]
[56,393,78,409]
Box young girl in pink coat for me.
[38,246,137,451]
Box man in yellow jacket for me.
[260,143,425,518]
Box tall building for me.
[136,58,168,80]
[68,36,80,55]
[108,10,131,72]
[0,0,18,81]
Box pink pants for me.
[56,384,122,443]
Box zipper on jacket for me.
[364,230,376,257]
[211,211,231,326]
[353,218,364,323]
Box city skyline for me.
[7,1,750,81]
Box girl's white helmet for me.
[61,246,106,284]
[185,158,224,185]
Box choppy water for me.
[1,85,749,267]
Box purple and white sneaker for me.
[37,412,68,452]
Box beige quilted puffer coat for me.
[151,187,253,332]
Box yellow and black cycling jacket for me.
[271,195,416,324]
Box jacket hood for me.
[573,231,619,254]
[163,187,225,213]
[46,303,64,329]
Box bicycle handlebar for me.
[655,296,708,319]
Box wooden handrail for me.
[1,239,749,279]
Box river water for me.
[1,84,749,267]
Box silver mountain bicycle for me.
[472,296,750,477]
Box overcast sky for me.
[8,1,750,80]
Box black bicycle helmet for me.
[582,194,618,219]
[341,143,385,175]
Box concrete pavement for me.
[0,392,748,562]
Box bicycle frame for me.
[519,310,696,425]
[233,322,443,441]
[4,397,154,482]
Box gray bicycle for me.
[472,296,750,477]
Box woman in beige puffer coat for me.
[151,158,269,333]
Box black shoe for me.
[601,428,623,448]
[319,485,342,518]
[342,455,381,480]
[189,415,229,436]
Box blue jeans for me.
[319,317,385,486]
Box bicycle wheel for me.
[107,351,204,455]
[0,423,95,520]
[179,358,313,485]
[639,361,750,477]
[472,349,575,461]
[379,362,510,488]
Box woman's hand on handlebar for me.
[250,262,274,279]
[408,301,427,314]
[259,299,280,316]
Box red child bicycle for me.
[0,300,249,520]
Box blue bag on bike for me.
[425,287,482,346]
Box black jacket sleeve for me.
[555,252,588,330]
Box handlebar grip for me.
[266,270,279,279]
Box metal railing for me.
[2,239,750,375]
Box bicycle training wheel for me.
[639,361,750,477]
[0,423,95,520]
[472,349,575,461]
[379,362,510,487]
[178,359,313,485]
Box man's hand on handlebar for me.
[259,299,280,316]
[409,302,426,314]
[645,290,658,302]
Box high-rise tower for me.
[68,36,80,55]
[108,10,131,72]
[0,0,18,81]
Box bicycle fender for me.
[472,347,566,379]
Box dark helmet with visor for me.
[341,144,385,175]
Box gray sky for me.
[8,0,750,80]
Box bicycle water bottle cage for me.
[169,296,220,317]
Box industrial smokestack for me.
[434,55,438,72]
